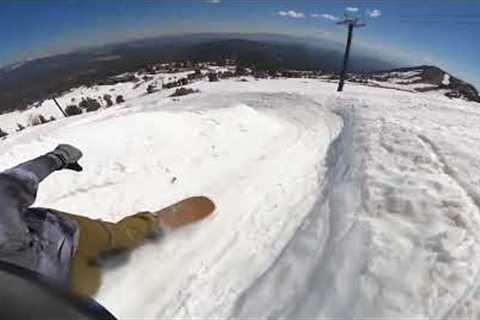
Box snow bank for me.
[233,101,366,319]
[443,73,451,86]
[333,89,480,319]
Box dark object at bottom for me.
[0,260,116,320]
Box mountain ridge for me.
[0,35,477,113]
[0,36,396,114]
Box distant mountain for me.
[357,65,479,102]
[174,39,396,73]
[0,33,399,113]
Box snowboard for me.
[155,196,215,230]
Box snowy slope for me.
[1,78,480,319]
[0,69,210,133]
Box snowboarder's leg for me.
[53,211,159,296]
[61,213,113,296]
[70,253,102,297]
[106,212,160,250]
[53,196,214,296]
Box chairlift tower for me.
[336,14,366,92]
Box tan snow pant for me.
[56,211,159,297]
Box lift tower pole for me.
[336,15,365,92]
[52,97,68,118]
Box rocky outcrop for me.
[363,66,479,102]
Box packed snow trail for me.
[233,105,369,318]
[2,78,480,318]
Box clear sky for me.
[1,0,479,87]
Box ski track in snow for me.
[1,78,480,318]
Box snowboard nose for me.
[156,196,216,230]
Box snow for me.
[388,76,422,84]
[375,70,423,82]
[443,73,451,86]
[386,70,424,79]
[1,77,480,318]
[368,79,439,92]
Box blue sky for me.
[1,0,479,87]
